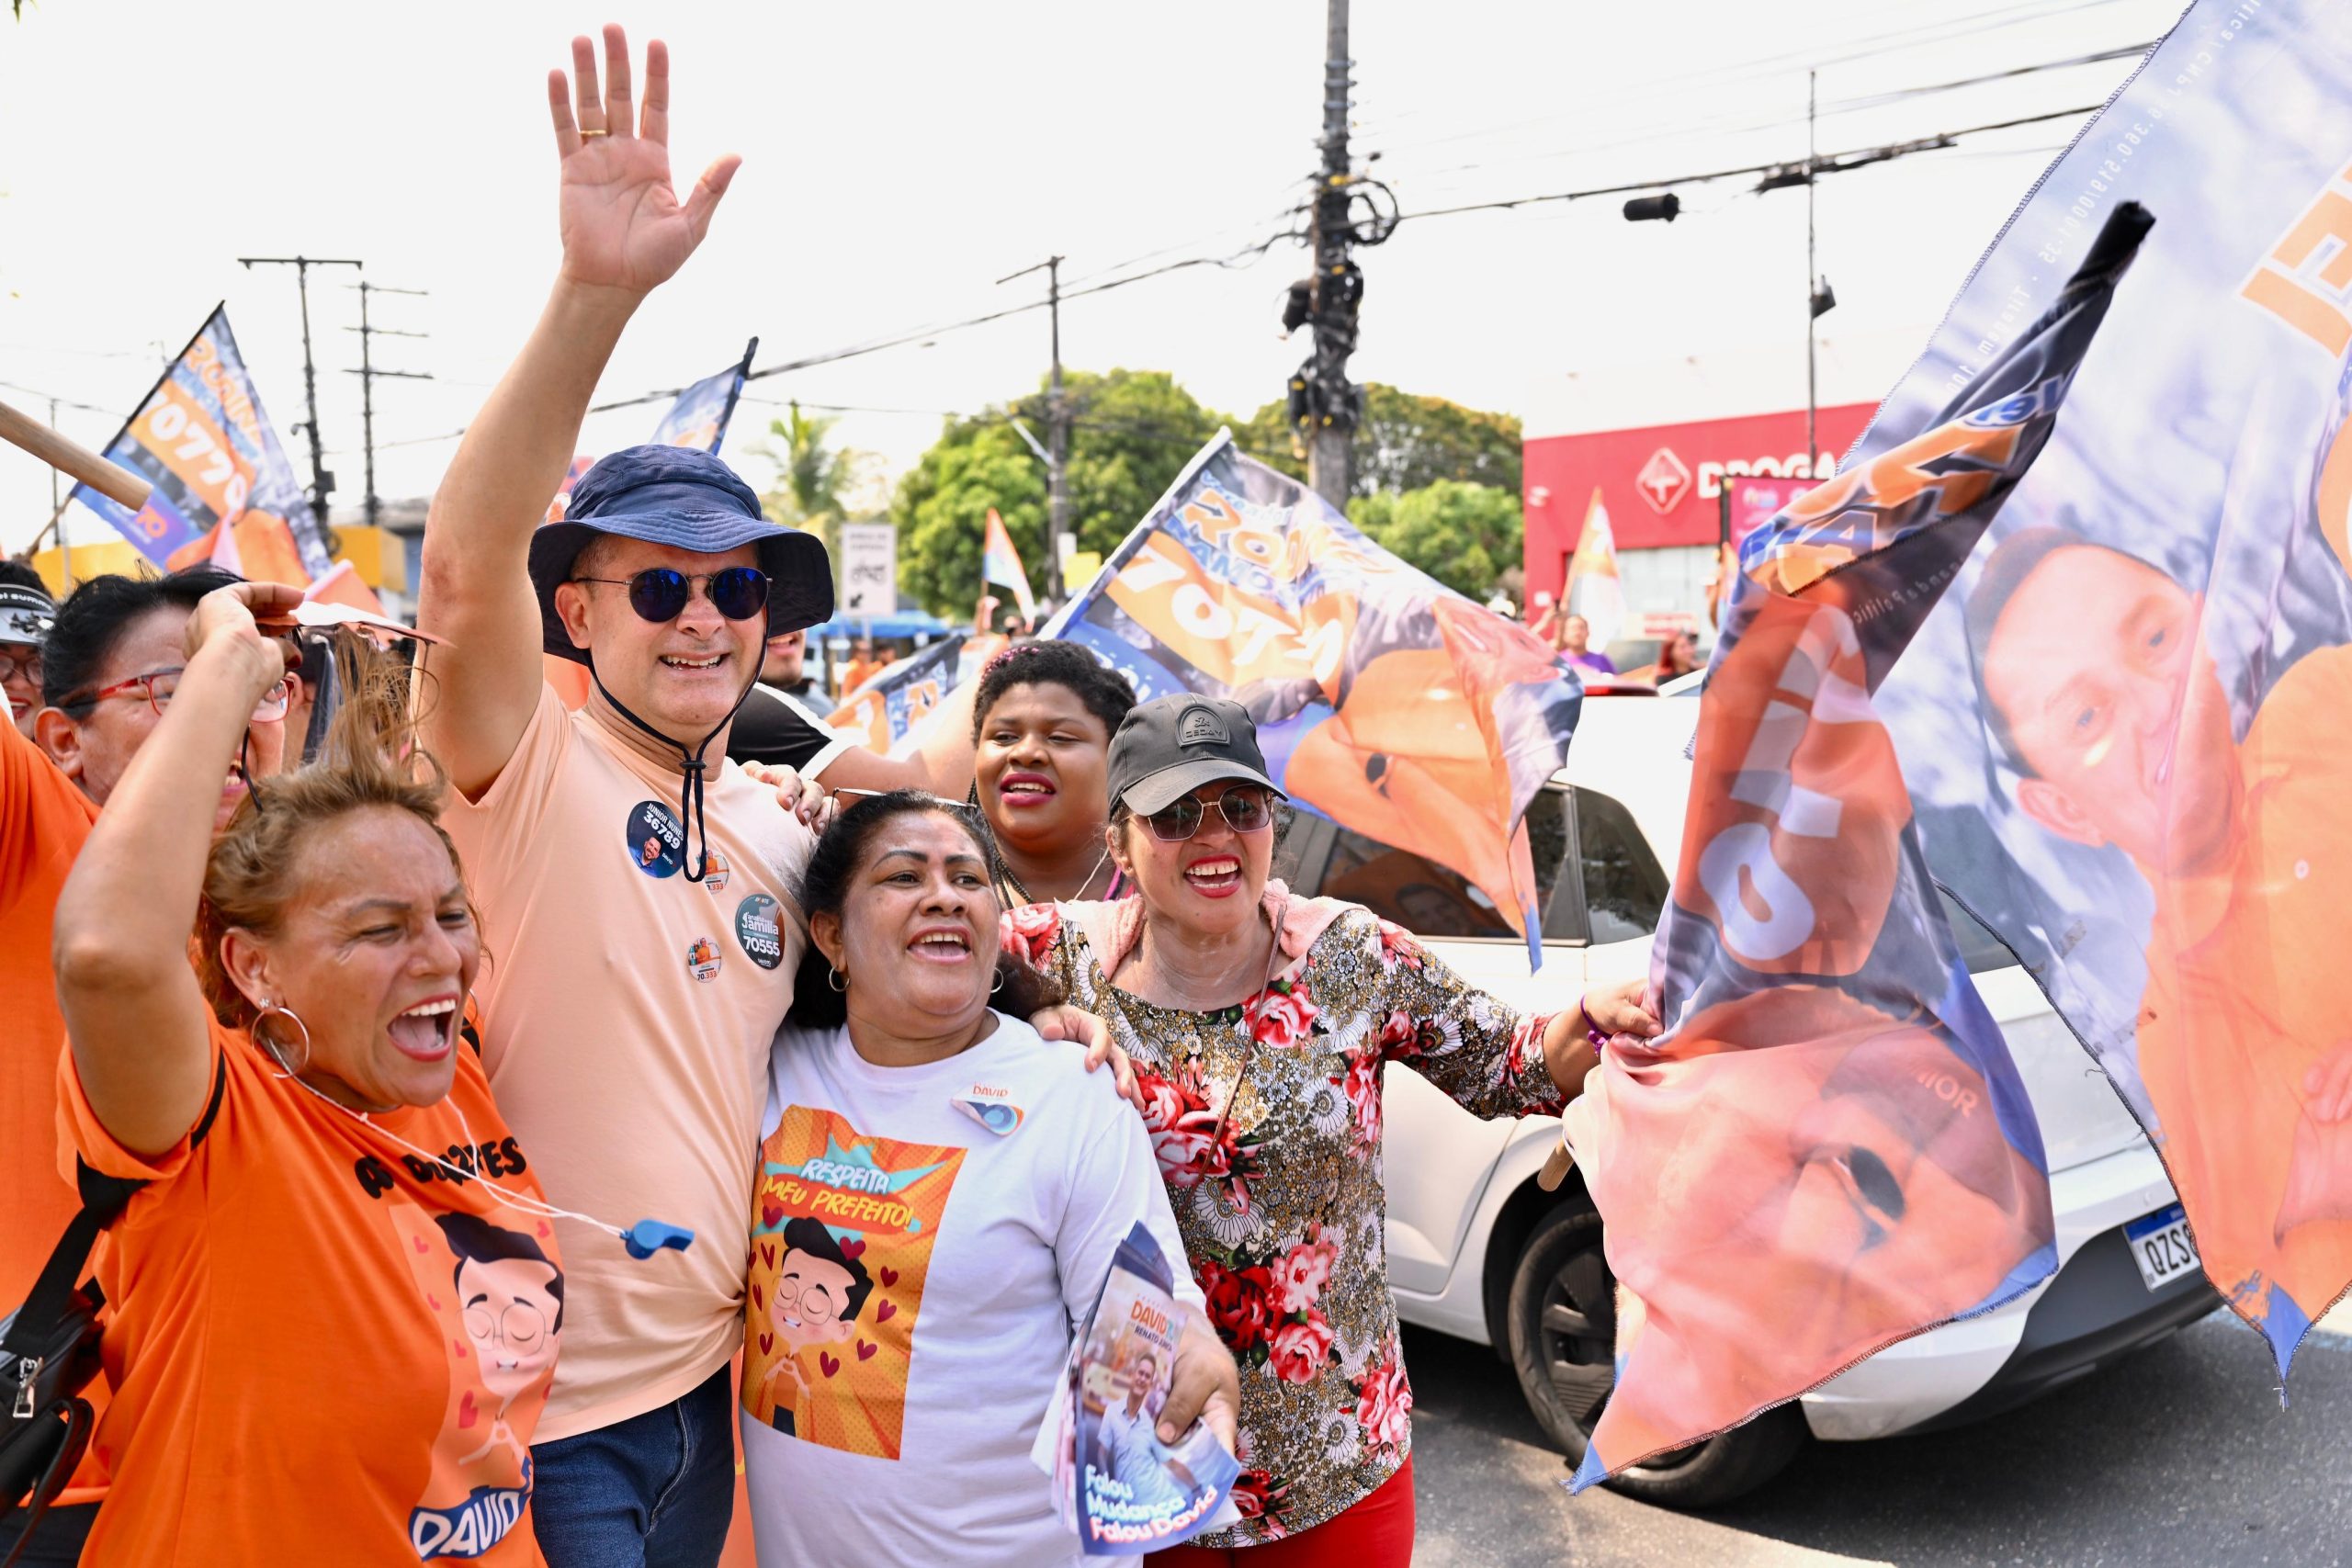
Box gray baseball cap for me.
[1106,694,1286,816]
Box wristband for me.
[1587,1022,1610,1057]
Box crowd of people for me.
[2,26,1662,1568]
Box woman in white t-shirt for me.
[740,790,1240,1566]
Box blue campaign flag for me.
[1561,202,2151,1484]
[650,337,756,455]
[71,305,327,571]
[1869,0,2352,1379]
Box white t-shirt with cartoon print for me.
[741,1012,1200,1567]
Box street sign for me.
[838,523,897,615]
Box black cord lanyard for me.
[587,656,764,884]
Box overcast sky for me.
[0,0,2186,554]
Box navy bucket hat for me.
[527,445,833,664]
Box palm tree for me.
[754,401,853,553]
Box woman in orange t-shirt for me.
[51,581,566,1566]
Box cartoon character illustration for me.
[435,1212,564,1478]
[1966,525,2352,1333]
[752,1217,873,1438]
[397,1202,566,1560]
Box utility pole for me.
[238,255,362,522]
[342,282,432,529]
[996,255,1069,602]
[1302,0,1362,509]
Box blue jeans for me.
[529,1365,736,1568]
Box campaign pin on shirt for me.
[734,894,783,969]
[702,851,732,894]
[686,935,724,983]
[953,1084,1024,1137]
[627,799,687,879]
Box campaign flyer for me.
[1034,1223,1240,1554]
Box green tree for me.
[750,402,873,557]
[1346,479,1522,600]
[893,368,1219,615]
[1238,384,1521,498]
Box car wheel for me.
[1505,1197,1809,1507]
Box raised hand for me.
[184,580,302,686]
[546,24,741,297]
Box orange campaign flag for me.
[300,559,387,617]
[1046,432,1577,963]
[1561,488,1626,649]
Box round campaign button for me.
[735,894,784,970]
[686,936,724,983]
[626,800,686,879]
[702,851,732,894]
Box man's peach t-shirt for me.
[442,685,809,1438]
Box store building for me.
[1521,331,1926,630]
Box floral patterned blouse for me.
[1003,886,1562,1546]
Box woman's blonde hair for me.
[194,635,469,1032]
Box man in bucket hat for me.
[413,28,1173,1566]
[411,29,822,1564]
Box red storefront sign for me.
[1523,402,1876,596]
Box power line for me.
[1390,103,2102,226]
[1375,41,2148,188]
[0,378,119,419]
[1359,0,2134,162]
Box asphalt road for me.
[1408,1304,2352,1568]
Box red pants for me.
[1149,1454,1415,1568]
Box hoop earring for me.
[253,1001,312,1077]
[826,967,847,993]
[989,968,1005,995]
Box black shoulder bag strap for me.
[2,1059,226,1561]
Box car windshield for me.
[1280,784,1670,944]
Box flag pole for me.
[0,396,153,513]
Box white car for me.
[1275,684,2217,1506]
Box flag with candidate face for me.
[1562,202,2153,1486]
[1864,0,2352,1382]
[72,305,328,573]
[832,634,1008,756]
[650,339,755,455]
[1042,435,1582,964]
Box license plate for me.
[2123,1203,2201,1292]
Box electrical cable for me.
[1390,102,2102,226]
[1377,42,2149,188]
[1358,0,2136,160]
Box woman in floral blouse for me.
[1004,693,1657,1564]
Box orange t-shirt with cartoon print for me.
[1,717,108,1506]
[61,1021,565,1565]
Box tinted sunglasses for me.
[571,566,771,624]
[1141,786,1273,842]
